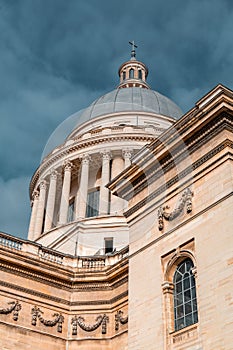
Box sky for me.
[1,0,233,239]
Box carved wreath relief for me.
[158,188,193,230]
[0,300,21,321]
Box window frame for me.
[173,258,198,331]
[85,187,100,218]
[104,237,114,254]
[162,250,198,335]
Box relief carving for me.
[31,306,64,333]
[115,310,128,331]
[0,300,21,321]
[158,188,193,230]
[71,314,109,335]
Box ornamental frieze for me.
[0,300,21,321]
[71,314,109,335]
[31,306,64,333]
[158,188,193,230]
[115,310,128,331]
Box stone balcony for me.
[0,231,129,271]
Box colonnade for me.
[28,150,132,241]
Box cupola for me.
[118,41,149,89]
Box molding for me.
[127,191,233,261]
[125,140,233,218]
[0,248,128,291]
[29,133,155,196]
[0,279,128,307]
[118,113,233,201]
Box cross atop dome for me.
[117,41,150,89]
[129,40,137,60]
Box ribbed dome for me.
[77,87,182,122]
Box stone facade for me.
[0,234,128,349]
[1,50,233,349]
[109,84,233,350]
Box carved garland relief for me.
[71,314,109,335]
[31,306,64,333]
[115,310,128,331]
[0,299,128,337]
[0,300,21,321]
[158,188,193,230]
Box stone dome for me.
[76,87,182,122]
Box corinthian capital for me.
[101,150,111,161]
[50,169,58,180]
[32,190,39,200]
[122,149,133,159]
[80,154,91,165]
[39,180,47,190]
[63,160,73,172]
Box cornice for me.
[124,139,233,218]
[0,280,128,308]
[114,112,233,200]
[0,250,128,292]
[127,191,233,261]
[29,133,155,196]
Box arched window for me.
[129,68,134,78]
[173,258,198,331]
[122,71,126,80]
[138,69,142,79]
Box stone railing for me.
[0,232,22,251]
[38,247,64,264]
[0,232,129,270]
[80,256,106,270]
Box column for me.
[34,180,47,239]
[59,161,72,225]
[44,170,58,231]
[99,151,111,215]
[162,282,175,337]
[76,154,90,219]
[110,156,125,214]
[28,190,39,240]
[123,149,132,169]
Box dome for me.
[74,87,182,125]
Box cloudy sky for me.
[0,0,233,239]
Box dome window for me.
[138,69,142,79]
[86,188,100,218]
[67,198,75,222]
[129,68,134,79]
[123,71,126,80]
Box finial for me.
[129,40,137,59]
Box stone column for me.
[59,161,72,225]
[34,180,47,239]
[99,151,111,215]
[162,282,175,334]
[110,156,125,214]
[123,149,132,169]
[44,170,58,231]
[76,154,90,219]
[28,190,39,240]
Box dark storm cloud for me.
[0,0,233,238]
